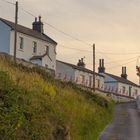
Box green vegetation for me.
[0,56,115,140]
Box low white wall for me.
[0,53,55,75]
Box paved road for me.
[99,102,140,140]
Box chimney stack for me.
[98,59,105,73]
[121,66,127,79]
[102,59,104,67]
[32,16,44,33]
[99,59,102,67]
[77,58,85,68]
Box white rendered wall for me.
[9,31,56,70]
[118,83,129,95]
[96,75,104,90]
[118,83,140,98]
[130,86,140,98]
[74,69,93,87]
[56,61,75,81]
[102,73,140,98]
[56,61,104,90]
[74,70,104,89]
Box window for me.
[79,75,85,84]
[96,79,100,89]
[33,42,37,54]
[46,46,49,55]
[19,37,24,50]
[89,76,92,87]
[135,89,138,96]
[122,86,126,94]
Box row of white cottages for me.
[0,17,140,98]
[56,59,140,98]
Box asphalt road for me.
[99,102,140,140]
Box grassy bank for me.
[0,56,115,140]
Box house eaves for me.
[105,73,140,88]
[0,18,57,45]
[57,60,104,78]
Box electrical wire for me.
[86,56,138,66]
[97,51,140,55]
[107,59,137,70]
[20,7,92,47]
[21,8,36,18]
[0,0,15,5]
[44,22,91,47]
[59,44,91,53]
[19,6,140,71]
[19,6,140,57]
[1,0,139,69]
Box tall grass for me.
[0,56,114,140]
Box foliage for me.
[0,56,115,140]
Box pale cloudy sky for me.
[0,0,140,84]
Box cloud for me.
[1,0,140,83]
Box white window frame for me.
[33,42,37,54]
[19,37,24,50]
[122,86,126,94]
[79,74,85,85]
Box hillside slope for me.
[0,55,114,140]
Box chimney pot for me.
[98,59,105,73]
[99,59,102,67]
[39,16,41,22]
[32,16,44,34]
[102,59,104,67]
[35,17,37,22]
[77,58,85,68]
[121,66,127,79]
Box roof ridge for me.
[0,17,57,45]
[105,72,139,87]
[57,60,104,77]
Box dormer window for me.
[33,42,37,54]
[19,37,24,50]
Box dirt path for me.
[99,102,140,140]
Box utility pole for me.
[14,1,18,63]
[93,43,95,92]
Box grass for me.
[0,55,115,140]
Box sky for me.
[0,0,140,84]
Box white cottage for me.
[56,59,104,90]
[0,16,57,71]
[98,59,140,98]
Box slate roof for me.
[105,73,140,87]
[0,18,57,45]
[57,60,104,77]
[30,55,44,60]
[30,52,52,61]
